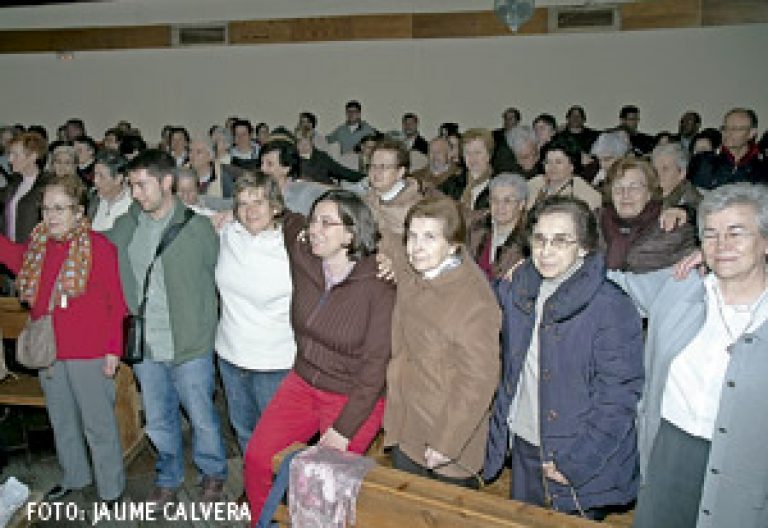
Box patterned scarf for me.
[17,216,92,308]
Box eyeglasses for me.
[701,228,757,246]
[612,183,647,196]
[368,163,399,172]
[529,233,579,250]
[720,126,752,133]
[308,217,345,229]
[41,204,76,215]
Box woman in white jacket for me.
[215,171,296,452]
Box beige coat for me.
[383,249,501,478]
[527,174,603,211]
[364,177,423,249]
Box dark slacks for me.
[633,419,710,528]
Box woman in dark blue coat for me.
[484,196,644,520]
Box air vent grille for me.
[548,6,620,32]
[172,24,228,46]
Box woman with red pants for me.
[243,189,395,521]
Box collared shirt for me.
[662,274,768,440]
[92,189,132,232]
[423,254,461,280]
[379,179,406,202]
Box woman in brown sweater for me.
[243,189,395,520]
[383,197,501,488]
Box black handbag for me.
[123,209,194,364]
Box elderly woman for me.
[215,172,295,453]
[651,143,702,211]
[90,150,131,232]
[590,130,631,187]
[383,197,500,489]
[527,135,602,212]
[48,144,77,179]
[209,126,233,165]
[0,174,128,503]
[485,196,643,520]
[458,128,494,212]
[243,189,395,520]
[1,132,50,242]
[609,183,768,528]
[469,173,528,280]
[600,157,695,272]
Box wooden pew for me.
[270,444,599,528]
[0,297,144,460]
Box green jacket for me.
[106,198,219,365]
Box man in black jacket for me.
[401,113,428,156]
[688,108,766,190]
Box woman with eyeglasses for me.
[609,183,768,528]
[484,196,643,521]
[382,197,501,489]
[0,174,128,504]
[243,189,395,521]
[600,156,695,272]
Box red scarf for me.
[17,217,92,308]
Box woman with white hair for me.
[609,183,768,528]
[590,131,630,187]
[469,172,528,279]
[48,144,77,180]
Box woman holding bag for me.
[0,174,128,504]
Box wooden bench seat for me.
[270,444,599,528]
[0,297,144,460]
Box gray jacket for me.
[609,268,768,528]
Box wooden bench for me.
[0,297,144,461]
[269,444,601,528]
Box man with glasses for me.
[688,108,766,190]
[363,138,422,250]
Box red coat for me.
[0,231,128,360]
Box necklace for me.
[713,281,768,346]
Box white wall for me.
[0,24,765,143]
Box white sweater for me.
[215,221,296,370]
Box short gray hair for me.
[190,137,214,157]
[652,143,689,171]
[591,131,630,158]
[490,172,528,203]
[506,126,536,154]
[698,183,768,239]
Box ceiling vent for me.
[172,24,228,47]
[548,5,620,32]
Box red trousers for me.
[243,370,385,522]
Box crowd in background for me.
[0,100,767,527]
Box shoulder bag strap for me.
[137,208,195,315]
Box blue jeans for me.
[217,357,289,453]
[133,353,227,488]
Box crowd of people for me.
[0,100,766,527]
